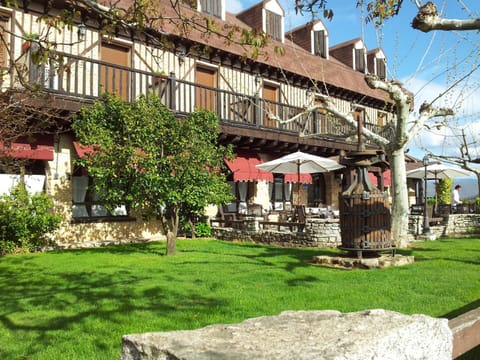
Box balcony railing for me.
[26,51,384,142]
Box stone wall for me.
[212,214,480,250]
[409,214,480,241]
[212,218,341,248]
[121,309,452,360]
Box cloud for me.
[227,0,246,14]
[402,76,480,159]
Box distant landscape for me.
[426,177,479,200]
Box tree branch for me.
[412,1,480,32]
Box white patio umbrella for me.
[405,163,471,179]
[406,163,472,210]
[256,151,344,178]
[256,151,344,205]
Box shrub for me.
[194,222,211,237]
[183,221,211,238]
[0,185,61,255]
[436,178,453,204]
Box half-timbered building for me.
[0,0,398,244]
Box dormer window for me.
[266,10,282,41]
[286,20,328,58]
[368,49,387,79]
[313,30,327,58]
[237,0,284,43]
[198,0,224,20]
[354,47,366,73]
[376,57,386,79]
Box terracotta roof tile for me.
[98,0,390,104]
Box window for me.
[0,160,46,196]
[195,65,217,111]
[263,83,278,128]
[376,57,386,79]
[223,177,256,214]
[200,0,222,18]
[26,41,60,90]
[266,10,282,41]
[72,167,128,220]
[354,108,365,124]
[100,41,131,101]
[269,175,291,210]
[0,14,9,87]
[307,174,326,207]
[354,48,366,73]
[313,30,327,58]
[377,112,386,127]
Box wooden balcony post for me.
[169,71,176,111]
[254,95,261,126]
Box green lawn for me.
[1,238,479,359]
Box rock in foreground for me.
[121,309,452,359]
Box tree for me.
[72,94,233,255]
[294,0,404,24]
[290,1,480,243]
[271,76,452,246]
[424,124,480,197]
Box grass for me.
[0,238,479,359]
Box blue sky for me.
[228,1,480,162]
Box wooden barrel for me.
[338,168,392,257]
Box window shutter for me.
[313,30,326,58]
[376,58,386,79]
[266,11,281,41]
[200,0,221,18]
[213,0,221,17]
[355,48,365,72]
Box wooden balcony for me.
[19,52,385,152]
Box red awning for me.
[369,170,391,187]
[0,139,54,161]
[73,141,95,158]
[284,173,313,184]
[225,155,273,182]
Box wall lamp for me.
[255,73,262,84]
[177,49,186,65]
[77,22,86,41]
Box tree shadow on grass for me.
[179,241,340,274]
[62,241,166,256]
[0,259,226,359]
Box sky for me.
[227,1,480,165]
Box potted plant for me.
[152,70,166,85]
[21,33,38,54]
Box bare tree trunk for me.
[166,231,176,255]
[188,219,196,238]
[388,148,410,248]
[165,208,179,256]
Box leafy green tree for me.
[73,93,233,255]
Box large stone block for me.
[121,309,452,360]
